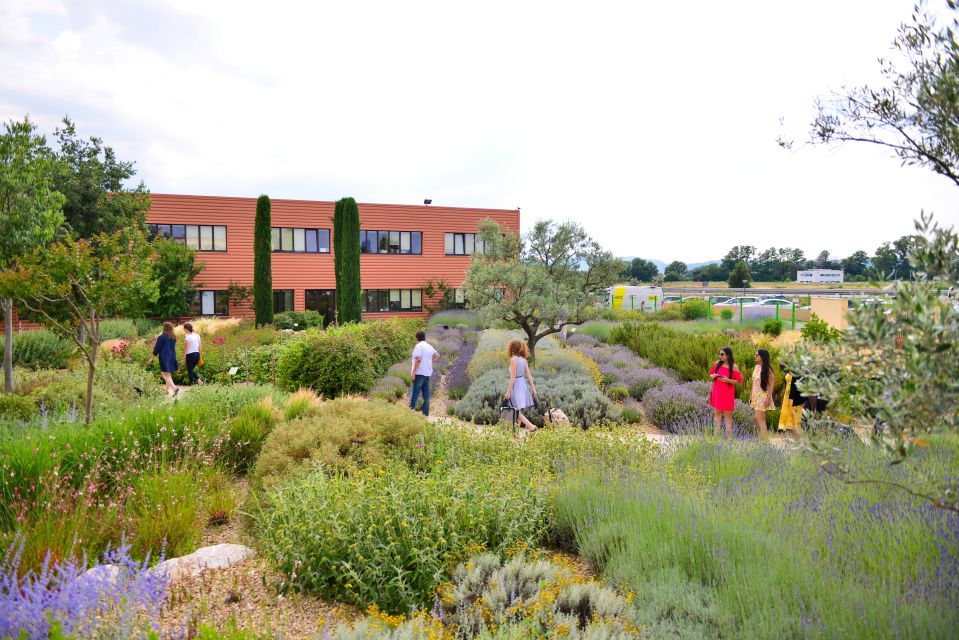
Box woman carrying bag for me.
[504,339,539,433]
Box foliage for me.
[334,197,362,324]
[52,117,150,240]
[463,219,622,360]
[126,465,208,559]
[727,260,751,288]
[644,384,754,434]
[678,298,710,320]
[619,257,659,282]
[611,322,781,404]
[0,329,73,370]
[572,320,618,343]
[226,280,253,309]
[0,537,169,640]
[555,438,959,638]
[719,308,734,321]
[255,461,551,613]
[98,318,141,340]
[0,116,66,393]
[145,237,203,319]
[800,312,841,343]
[276,328,375,396]
[804,3,959,187]
[787,214,959,511]
[272,309,325,331]
[427,310,488,330]
[624,368,673,401]
[422,277,455,313]
[0,231,157,423]
[761,318,783,337]
[253,194,273,326]
[253,396,429,490]
[223,397,281,474]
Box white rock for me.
[77,563,121,586]
[152,543,255,580]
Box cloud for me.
[1,0,955,262]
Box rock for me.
[153,544,255,581]
[544,407,570,427]
[77,563,121,586]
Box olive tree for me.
[786,213,959,512]
[463,219,622,361]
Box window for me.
[360,230,422,254]
[189,290,229,316]
[305,289,336,326]
[147,224,228,251]
[450,288,467,309]
[273,289,294,313]
[361,289,423,312]
[271,228,330,253]
[444,232,483,256]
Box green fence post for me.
[791,303,796,330]
[708,300,713,320]
[739,300,743,323]
[775,305,780,322]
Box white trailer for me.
[608,285,664,311]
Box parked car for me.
[710,297,739,306]
[661,296,684,305]
[743,298,793,307]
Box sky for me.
[1,0,956,263]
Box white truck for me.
[607,285,664,311]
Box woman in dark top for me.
[149,321,179,397]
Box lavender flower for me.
[1,536,169,640]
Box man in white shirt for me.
[409,330,440,415]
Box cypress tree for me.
[334,197,362,323]
[253,194,273,326]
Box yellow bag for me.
[197,357,205,367]
[778,373,803,431]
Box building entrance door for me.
[305,289,336,326]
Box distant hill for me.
[618,257,720,273]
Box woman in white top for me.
[183,322,203,385]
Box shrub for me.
[371,375,407,401]
[621,398,643,424]
[607,385,629,401]
[127,465,206,560]
[762,318,783,337]
[625,368,673,401]
[427,310,487,330]
[98,318,140,340]
[273,310,325,331]
[385,361,413,385]
[565,332,599,347]
[283,388,322,421]
[445,341,475,401]
[253,396,429,490]
[679,298,710,320]
[801,312,841,343]
[0,330,73,370]
[643,384,711,433]
[0,393,35,421]
[467,350,509,380]
[256,462,551,613]
[720,308,734,320]
[224,397,281,474]
[574,321,618,343]
[276,328,377,396]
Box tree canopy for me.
[146,238,204,319]
[463,219,622,359]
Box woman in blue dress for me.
[149,321,179,397]
[504,339,538,432]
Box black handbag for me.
[499,398,519,434]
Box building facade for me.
[796,269,844,284]
[145,193,520,321]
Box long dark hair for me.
[757,348,772,392]
[713,346,734,378]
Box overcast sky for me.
[2,0,956,263]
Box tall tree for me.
[727,261,752,288]
[842,250,871,277]
[622,257,659,282]
[721,245,756,272]
[0,118,65,392]
[52,117,150,239]
[690,262,728,282]
[814,250,838,270]
[333,197,362,323]
[0,231,156,423]
[805,4,959,187]
[253,195,273,326]
[146,238,204,319]
[664,261,688,281]
[463,219,621,361]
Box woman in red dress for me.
[709,346,743,438]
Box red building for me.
[144,194,520,322]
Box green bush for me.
[800,313,841,343]
[24,359,162,419]
[679,299,710,320]
[720,308,734,321]
[273,310,325,331]
[574,321,618,343]
[0,330,73,370]
[127,465,205,560]
[256,461,551,613]
[253,396,429,490]
[607,385,629,401]
[224,397,281,474]
[0,393,35,421]
[762,318,783,337]
[98,318,140,340]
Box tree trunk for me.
[527,334,540,365]
[85,345,97,425]
[2,299,13,393]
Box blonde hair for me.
[162,321,176,340]
[507,339,529,358]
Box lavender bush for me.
[446,340,476,400]
[643,384,712,434]
[0,537,168,640]
[624,368,674,401]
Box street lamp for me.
[424,199,432,206]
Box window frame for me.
[189,290,229,316]
[147,223,228,252]
[445,232,481,256]
[272,289,295,313]
[271,227,330,253]
[361,289,424,312]
[360,230,422,255]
